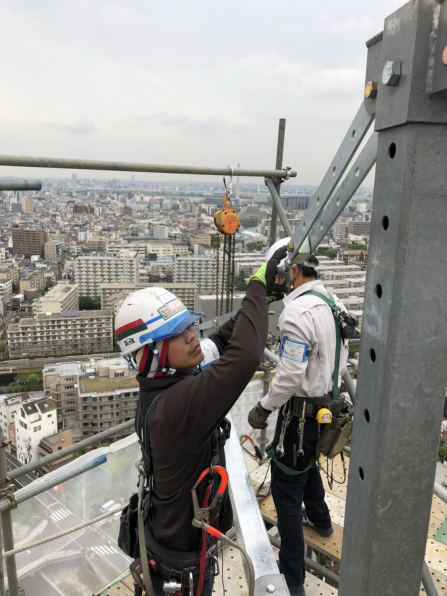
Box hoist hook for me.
[222,165,233,209]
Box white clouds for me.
[0,0,399,184]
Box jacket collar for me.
[137,372,187,392]
[283,279,327,307]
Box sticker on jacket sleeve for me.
[280,338,309,362]
[199,338,220,370]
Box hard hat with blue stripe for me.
[115,287,204,356]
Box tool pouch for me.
[118,492,140,557]
[319,414,352,459]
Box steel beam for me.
[338,122,447,595]
[288,104,374,258]
[0,431,18,596]
[269,118,286,246]
[0,154,296,179]
[306,133,378,252]
[0,179,42,191]
[224,412,289,594]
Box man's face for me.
[167,325,204,371]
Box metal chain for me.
[215,234,220,320]
[220,235,226,316]
[225,236,232,314]
[230,235,236,312]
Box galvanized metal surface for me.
[254,574,289,596]
[224,413,281,582]
[338,122,447,596]
[265,179,293,237]
[8,419,134,481]
[0,431,18,596]
[0,180,42,191]
[0,154,296,179]
[269,119,286,247]
[0,454,107,512]
[375,0,447,131]
[307,133,378,252]
[428,0,447,95]
[289,104,374,257]
[422,562,439,596]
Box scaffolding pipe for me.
[422,562,439,596]
[269,119,286,246]
[0,455,107,513]
[9,418,134,481]
[265,178,293,237]
[268,533,340,586]
[0,430,18,596]
[0,154,296,179]
[0,179,42,191]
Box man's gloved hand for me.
[249,245,288,303]
[248,401,271,430]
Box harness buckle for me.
[191,465,228,532]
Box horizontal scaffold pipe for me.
[0,154,297,179]
[8,418,135,481]
[0,179,42,191]
[0,454,107,512]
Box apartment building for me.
[19,270,45,294]
[74,250,138,298]
[172,245,188,258]
[22,196,34,213]
[8,309,114,358]
[85,238,109,252]
[100,282,197,312]
[78,230,93,242]
[12,229,48,257]
[33,283,79,314]
[43,358,138,440]
[0,266,19,285]
[347,221,371,236]
[146,243,173,259]
[188,230,212,246]
[173,257,216,293]
[0,281,12,299]
[152,224,169,239]
[38,428,73,473]
[44,240,65,263]
[16,398,57,465]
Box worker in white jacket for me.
[248,251,348,596]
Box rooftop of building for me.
[38,284,78,301]
[80,375,138,394]
[101,282,196,289]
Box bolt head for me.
[443,46,447,66]
[266,585,276,594]
[364,81,378,99]
[382,59,402,86]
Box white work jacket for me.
[260,279,349,412]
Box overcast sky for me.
[0,0,403,186]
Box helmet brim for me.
[171,312,204,335]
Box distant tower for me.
[72,173,77,182]
[131,175,136,182]
[236,163,240,200]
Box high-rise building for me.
[8,309,114,358]
[100,282,197,312]
[12,229,48,257]
[72,173,77,182]
[74,250,138,298]
[44,240,65,263]
[16,398,57,465]
[280,195,311,210]
[22,196,34,213]
[153,224,169,239]
[43,358,138,439]
[33,284,79,314]
[174,257,216,293]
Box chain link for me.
[220,235,226,317]
[215,234,220,321]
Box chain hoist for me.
[214,167,240,319]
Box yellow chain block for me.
[213,194,240,235]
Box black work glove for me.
[266,245,288,302]
[248,401,271,430]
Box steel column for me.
[269,119,286,246]
[338,123,447,595]
[0,154,296,180]
[0,432,19,596]
[0,180,42,191]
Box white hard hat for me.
[115,287,204,356]
[266,237,314,283]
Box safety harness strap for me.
[266,442,316,475]
[300,290,342,401]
